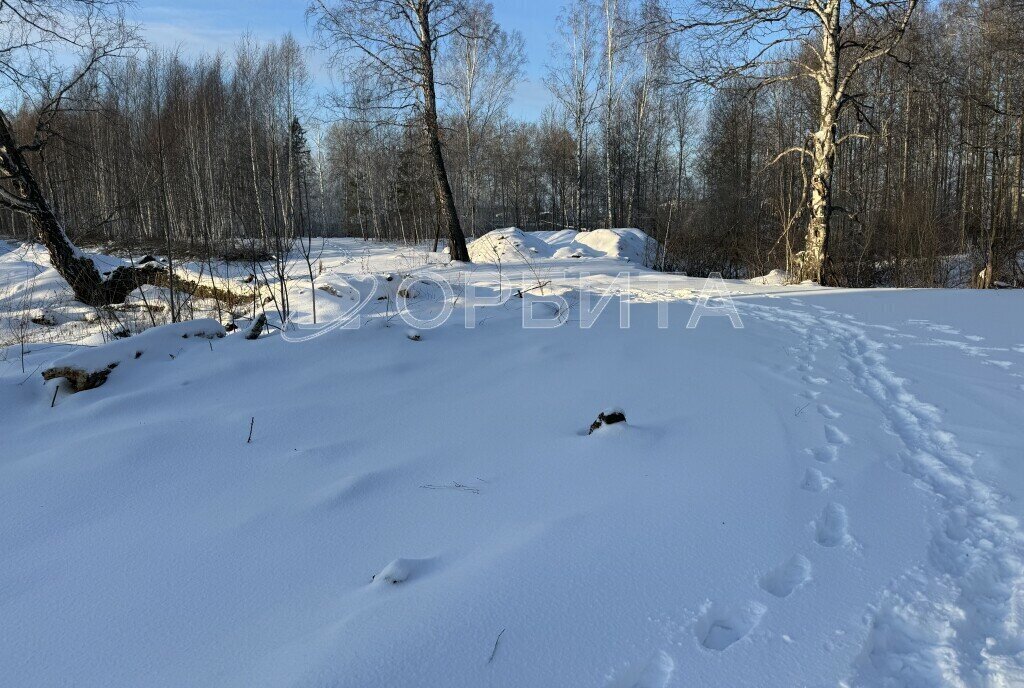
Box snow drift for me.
[2,238,1024,687]
[468,227,658,265]
[466,227,554,262]
[42,318,226,391]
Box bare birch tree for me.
[671,0,919,283]
[602,0,625,228]
[546,0,604,229]
[441,0,526,234]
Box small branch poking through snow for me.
[487,628,505,664]
[419,482,480,494]
[247,417,255,444]
[515,281,551,298]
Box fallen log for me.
[41,319,226,393]
[42,363,116,392]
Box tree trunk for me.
[804,119,836,284]
[798,1,840,284]
[0,110,137,305]
[417,5,470,262]
[626,62,649,227]
[576,119,585,229]
[604,0,617,229]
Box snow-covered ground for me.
[2,231,1024,686]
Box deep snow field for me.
[2,230,1024,687]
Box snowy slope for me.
[2,239,1024,687]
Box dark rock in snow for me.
[589,408,626,434]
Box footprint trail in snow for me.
[694,601,767,651]
[759,554,812,598]
[742,298,1024,684]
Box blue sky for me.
[133,0,559,120]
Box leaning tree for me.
[0,0,224,306]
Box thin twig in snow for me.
[487,628,506,664]
[415,483,479,495]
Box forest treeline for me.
[1,0,1023,288]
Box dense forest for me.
[1,0,1023,288]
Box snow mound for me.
[551,244,599,259]
[530,229,578,248]
[468,227,658,265]
[747,269,792,286]
[372,557,435,586]
[572,228,656,263]
[467,228,553,262]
